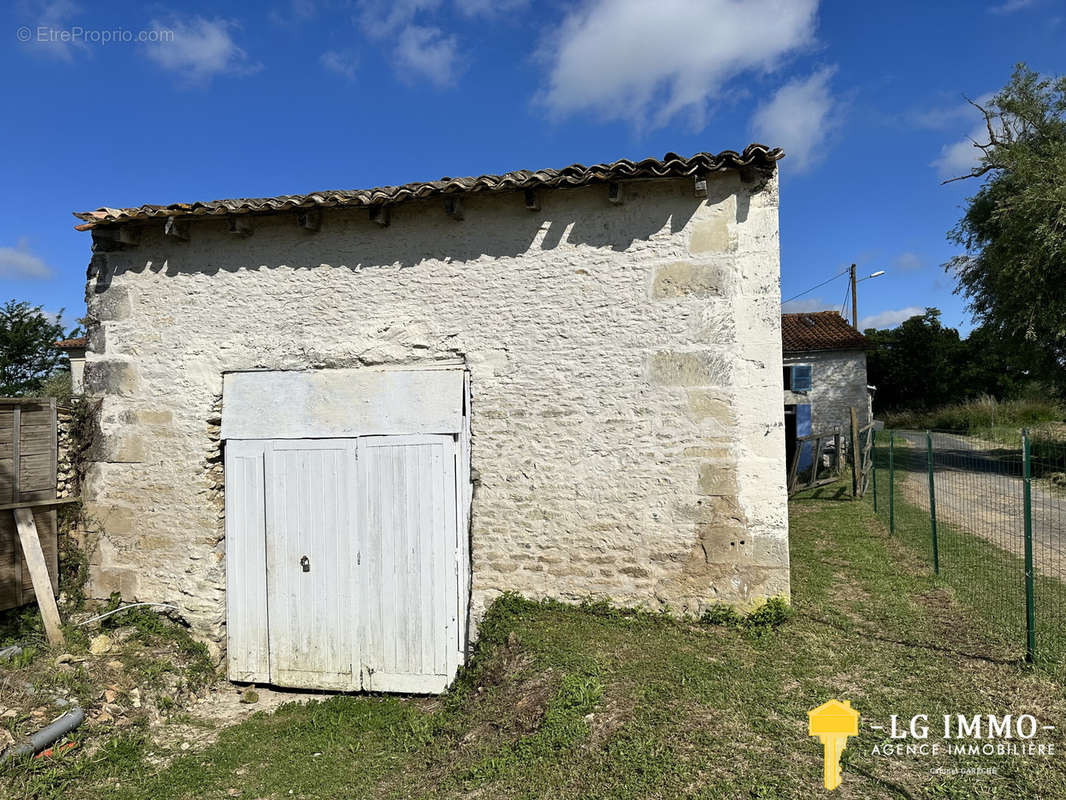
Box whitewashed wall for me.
[80,171,788,641]
[783,349,870,433]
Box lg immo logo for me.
[808,699,1057,791]
[808,700,859,790]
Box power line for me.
[782,267,851,305]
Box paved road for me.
[890,431,1066,581]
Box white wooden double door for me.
[226,434,462,693]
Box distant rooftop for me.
[781,311,866,352]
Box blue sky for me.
[3,0,1064,335]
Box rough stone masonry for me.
[78,162,790,645]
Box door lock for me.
[300,555,310,572]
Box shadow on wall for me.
[87,178,747,293]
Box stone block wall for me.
[57,406,76,499]
[80,170,788,641]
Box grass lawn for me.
[5,485,1066,799]
[872,433,1066,671]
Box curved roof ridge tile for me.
[74,145,783,230]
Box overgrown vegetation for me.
[5,491,1066,799]
[883,394,1065,433]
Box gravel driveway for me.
[891,430,1066,581]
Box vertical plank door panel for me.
[265,440,358,690]
[224,441,270,683]
[359,435,458,693]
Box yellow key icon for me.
[808,700,859,790]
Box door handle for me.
[300,555,310,572]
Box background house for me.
[55,337,87,393]
[781,311,870,469]
[73,147,789,693]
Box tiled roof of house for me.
[781,311,866,352]
[72,145,783,231]
[55,337,87,349]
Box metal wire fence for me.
[871,427,1066,671]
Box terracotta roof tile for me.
[72,145,783,231]
[781,311,866,352]
[55,337,87,349]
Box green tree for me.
[0,300,69,395]
[865,308,965,411]
[946,64,1066,390]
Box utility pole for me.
[849,263,858,329]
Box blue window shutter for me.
[796,404,813,472]
[792,364,812,392]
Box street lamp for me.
[849,265,886,329]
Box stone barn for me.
[73,146,789,692]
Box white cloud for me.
[933,120,993,179]
[928,92,1001,179]
[782,297,835,314]
[143,17,259,84]
[393,25,462,87]
[860,306,924,330]
[454,0,527,15]
[320,49,358,80]
[356,1,466,87]
[536,0,819,127]
[269,0,318,25]
[989,0,1034,13]
[357,0,441,38]
[893,252,922,271]
[0,239,53,279]
[17,0,88,60]
[751,66,837,172]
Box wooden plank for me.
[0,398,53,406]
[222,368,465,440]
[0,512,18,610]
[0,497,78,512]
[12,406,19,503]
[13,507,64,646]
[358,435,458,691]
[850,407,860,498]
[50,398,58,497]
[20,509,57,598]
[787,444,801,494]
[265,439,358,690]
[21,452,56,491]
[225,441,271,683]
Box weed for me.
[701,603,743,627]
[701,596,792,635]
[57,505,90,613]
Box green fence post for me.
[926,431,940,575]
[1023,429,1036,663]
[872,428,878,512]
[889,431,895,536]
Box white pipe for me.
[77,602,180,627]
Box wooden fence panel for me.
[0,399,58,611]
